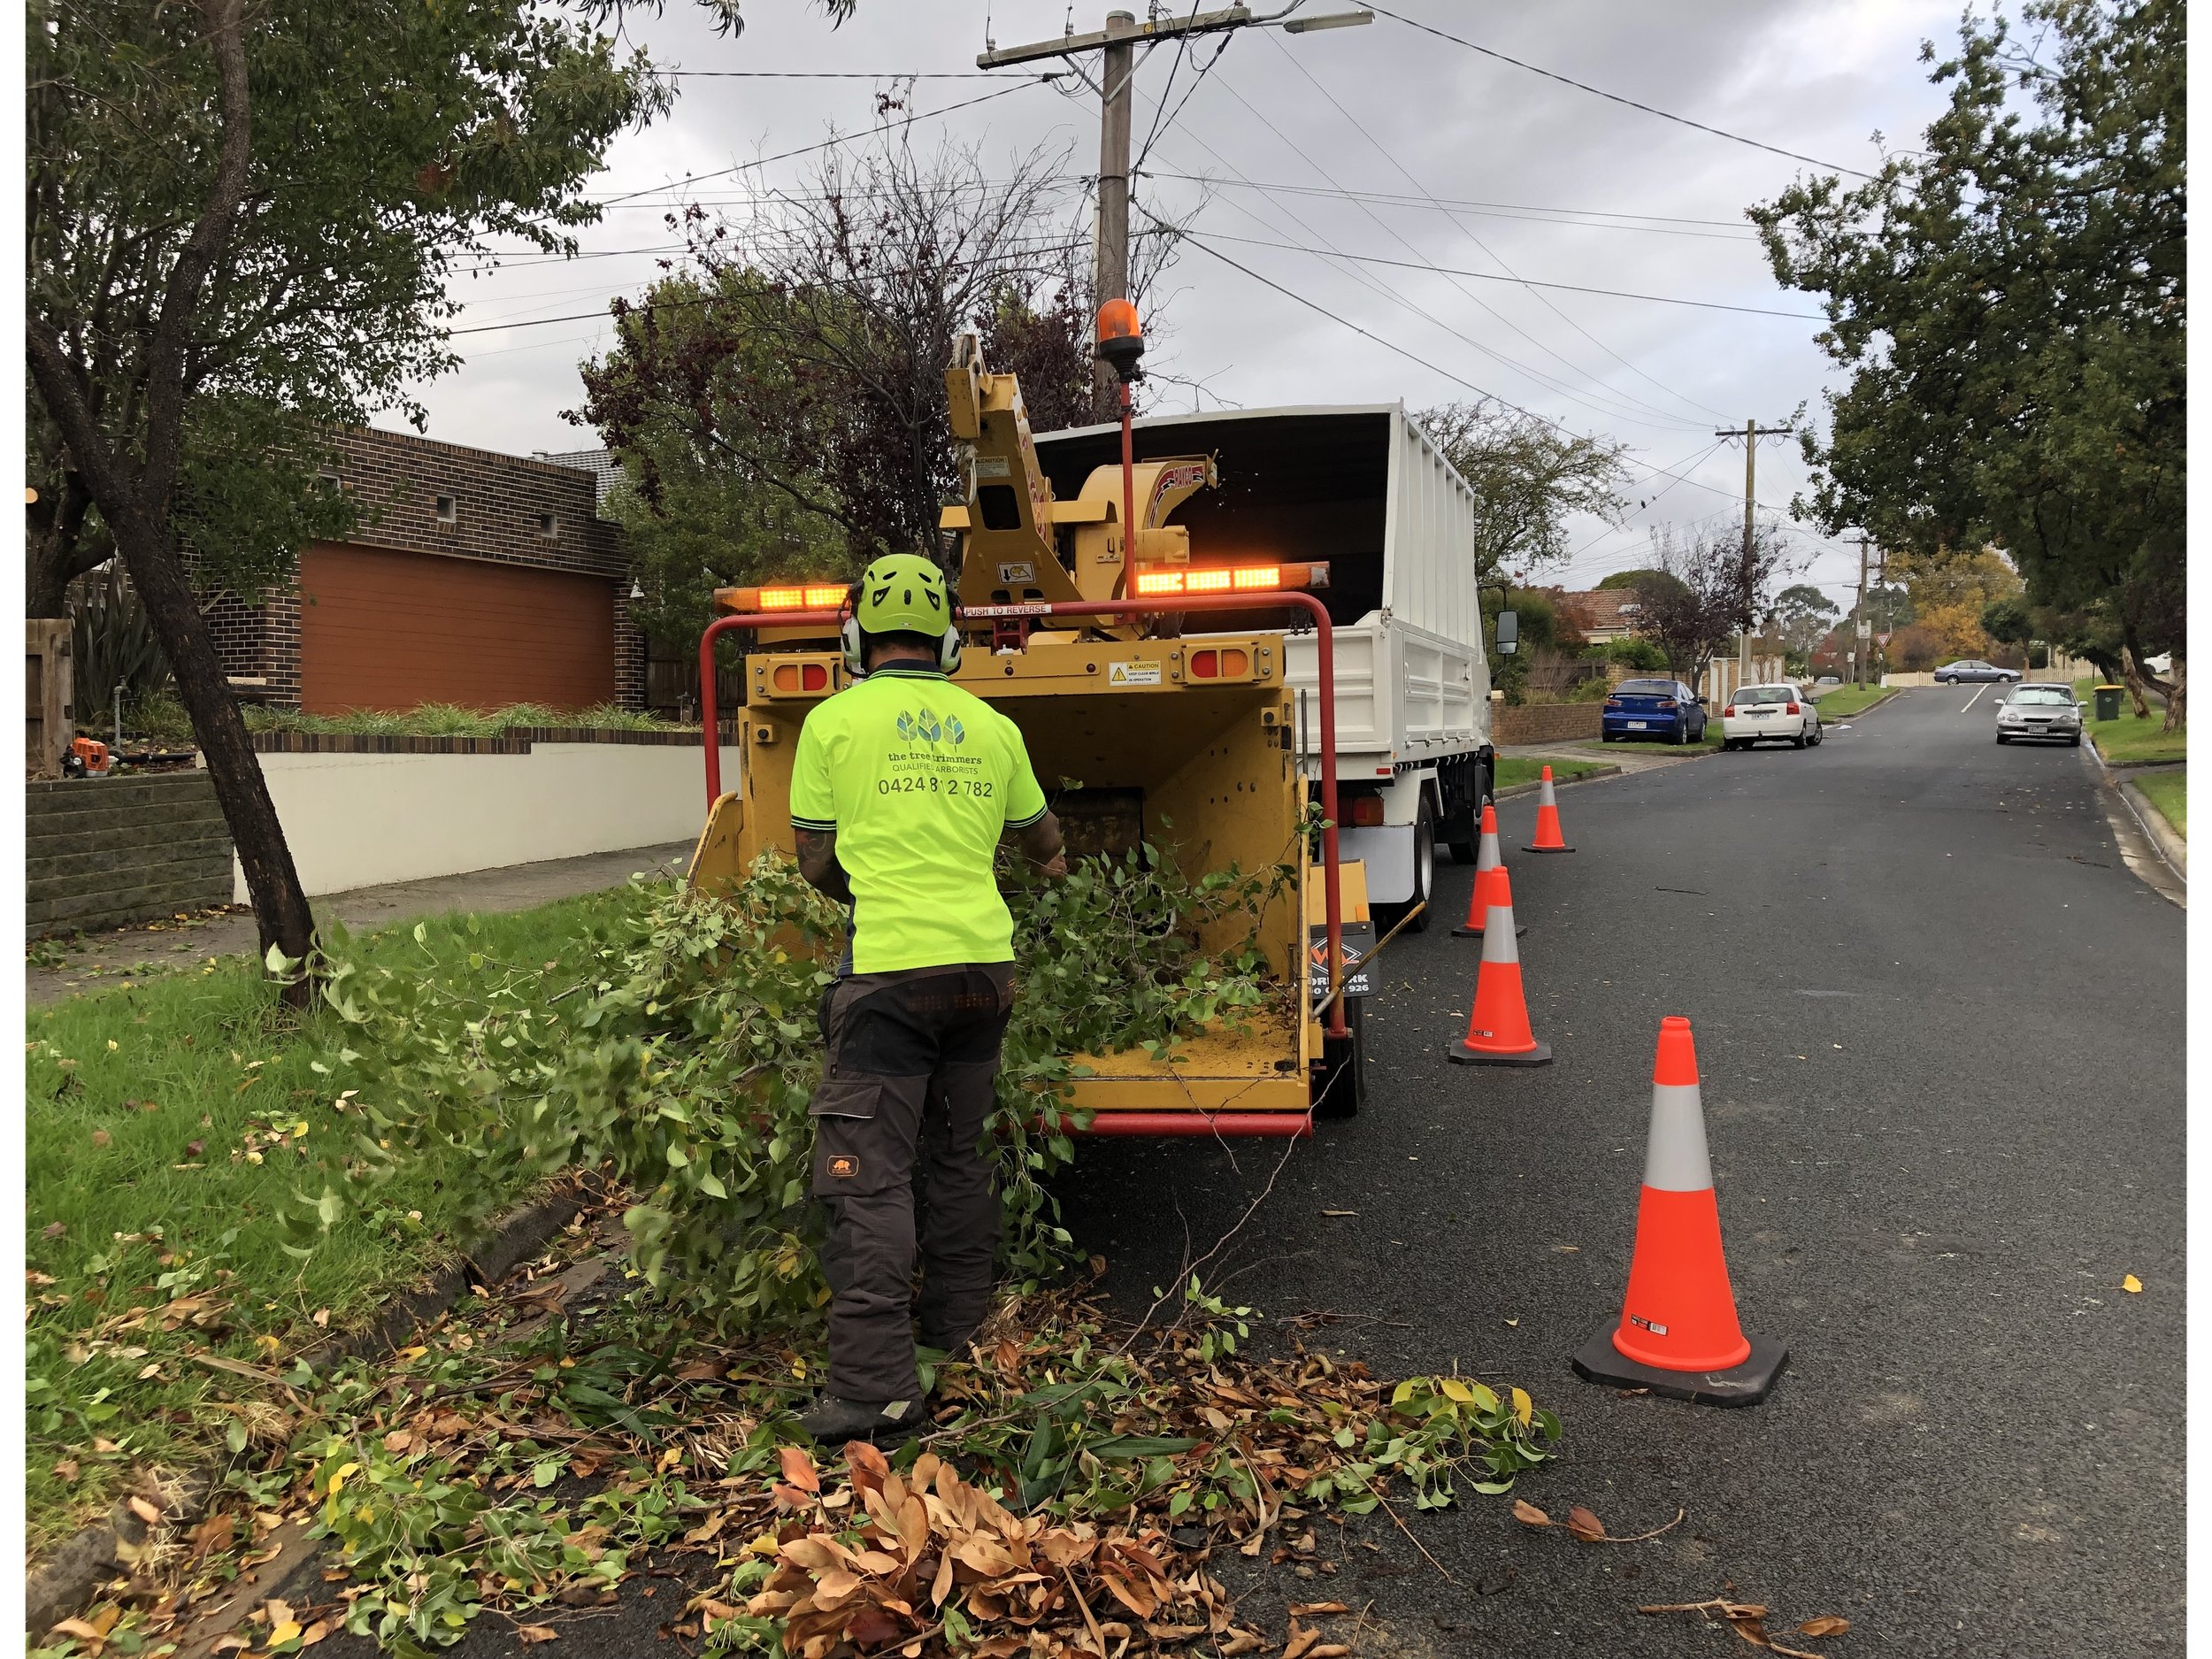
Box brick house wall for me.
[204,427,641,710]
[1492,701,1601,745]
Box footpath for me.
[27,841,696,1007]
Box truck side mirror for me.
[1494,610,1518,657]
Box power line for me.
[1185,229,1822,319]
[1141,172,1760,239]
[1364,3,1878,180]
[1141,172,1757,232]
[579,79,1057,215]
[650,69,1015,78]
[1259,30,1740,425]
[1197,68,1709,432]
[442,233,1093,336]
[1174,234,1793,513]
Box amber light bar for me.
[1131,561,1329,598]
[716,582,848,612]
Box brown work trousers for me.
[810,962,1014,1403]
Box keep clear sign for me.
[1307,916,1379,1002]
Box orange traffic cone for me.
[1571,1018,1787,1406]
[1446,878,1550,1066]
[1523,766,1575,854]
[1452,803,1526,939]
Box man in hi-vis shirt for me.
[787,553,1064,1444]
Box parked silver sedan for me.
[1994,683,2085,746]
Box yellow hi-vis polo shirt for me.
[788,664,1049,972]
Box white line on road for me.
[1962,686,1988,713]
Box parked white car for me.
[1720,682,1821,750]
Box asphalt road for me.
[259,688,2184,1657]
[1056,687,2185,1655]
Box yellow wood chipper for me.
[685,328,1368,1135]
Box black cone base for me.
[1523,844,1575,855]
[1450,921,1527,939]
[1448,1038,1552,1067]
[1570,1325,1788,1408]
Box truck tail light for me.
[1348,795,1386,826]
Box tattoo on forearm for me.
[793,827,853,903]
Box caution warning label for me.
[1107,660,1162,687]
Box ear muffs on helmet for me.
[841,559,964,677]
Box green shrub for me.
[314,846,1293,1332]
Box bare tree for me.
[579,131,1116,594]
[1632,522,1796,688]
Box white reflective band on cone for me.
[1642,1081,1714,1192]
[1479,908,1520,964]
[1539,775,1558,808]
[1477,823,1501,872]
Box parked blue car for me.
[1602,678,1709,745]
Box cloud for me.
[388,0,1962,600]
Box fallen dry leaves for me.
[740,1441,1264,1659]
[1640,1593,1854,1655]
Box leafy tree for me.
[1886,545,2022,661]
[1768,582,1840,667]
[1752,0,2183,727]
[1887,623,1946,672]
[27,0,666,985]
[1596,567,1668,593]
[1419,401,1631,608]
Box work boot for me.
[797,1393,926,1447]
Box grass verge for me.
[1494,756,1608,790]
[1807,685,1893,718]
[2134,768,2186,840]
[25,887,634,1555]
[2071,677,2188,765]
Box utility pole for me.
[1714,419,1788,702]
[980,4,1372,414]
[1853,534,1871,689]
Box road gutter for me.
[2081,740,2185,905]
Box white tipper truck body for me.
[1030,403,1497,926]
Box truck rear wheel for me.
[1445,758,1484,864]
[1384,798,1436,934]
[1313,995,1367,1118]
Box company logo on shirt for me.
[895,707,964,748]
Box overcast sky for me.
[396,0,1970,611]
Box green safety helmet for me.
[842,553,963,674]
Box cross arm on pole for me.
[980,4,1256,67]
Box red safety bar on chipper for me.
[695,592,1346,1135]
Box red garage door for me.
[299,544,616,716]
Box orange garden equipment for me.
[687,318,1359,1140]
[1445,873,1550,1067]
[1452,802,1525,940]
[1571,1017,1788,1406]
[1523,764,1574,853]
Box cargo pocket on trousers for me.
[810,1078,893,1196]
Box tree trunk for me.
[114,503,318,1003]
[2161,655,2185,733]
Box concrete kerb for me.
[2119,780,2188,879]
[24,1184,598,1639]
[2078,736,2187,902]
[1493,763,1624,799]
